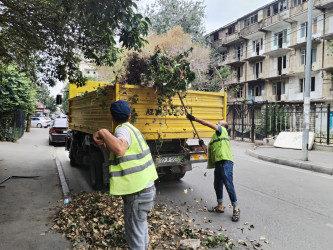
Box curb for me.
[53,148,71,201]
[246,149,333,175]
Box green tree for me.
[0,0,150,87]
[36,84,56,113]
[0,64,36,141]
[144,0,206,42]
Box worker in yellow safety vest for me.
[186,114,240,222]
[93,100,158,249]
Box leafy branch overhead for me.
[0,0,150,87]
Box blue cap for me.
[110,100,131,121]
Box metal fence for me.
[227,101,333,145]
[0,110,25,142]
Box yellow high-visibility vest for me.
[108,122,158,195]
[207,126,233,169]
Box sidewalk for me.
[0,128,71,250]
[247,146,333,175]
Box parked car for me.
[31,117,48,128]
[49,118,68,145]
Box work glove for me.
[186,114,196,121]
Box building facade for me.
[209,0,333,105]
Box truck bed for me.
[68,83,227,140]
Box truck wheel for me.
[89,151,104,190]
[69,142,78,167]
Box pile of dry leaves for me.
[52,192,234,249]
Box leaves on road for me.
[52,192,237,249]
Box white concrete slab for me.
[273,132,315,150]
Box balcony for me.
[288,38,321,50]
[240,22,265,39]
[244,54,266,63]
[221,32,247,47]
[322,32,333,40]
[315,0,333,10]
[291,1,308,16]
[263,47,291,57]
[261,10,291,31]
[225,55,246,68]
[210,40,228,52]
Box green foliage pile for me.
[142,47,196,101]
[0,65,36,141]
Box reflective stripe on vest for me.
[210,137,230,145]
[108,124,150,165]
[109,158,154,178]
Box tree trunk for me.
[26,115,32,132]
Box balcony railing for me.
[290,1,308,16]
[240,22,263,37]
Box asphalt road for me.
[55,137,333,250]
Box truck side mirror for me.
[56,94,62,105]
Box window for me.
[233,45,243,59]
[252,38,264,53]
[283,55,287,69]
[313,18,317,34]
[244,14,258,28]
[299,79,304,92]
[273,3,279,15]
[221,51,227,61]
[234,86,243,98]
[228,25,235,35]
[301,22,307,38]
[282,82,286,94]
[252,85,262,96]
[294,0,307,7]
[301,50,306,65]
[311,77,315,92]
[213,32,219,41]
[301,48,317,65]
[299,77,315,92]
[273,83,277,95]
[283,29,288,43]
[274,30,288,47]
[312,47,317,63]
[280,0,287,11]
[236,66,243,80]
[267,7,271,17]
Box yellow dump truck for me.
[66,81,227,189]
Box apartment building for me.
[209,0,333,104]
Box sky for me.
[49,0,271,97]
[139,0,271,33]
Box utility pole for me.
[302,0,313,161]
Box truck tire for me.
[89,151,104,190]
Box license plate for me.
[155,156,184,164]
